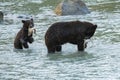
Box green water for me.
[0,0,120,80]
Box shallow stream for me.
[0,0,120,80]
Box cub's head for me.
[84,24,97,39]
[22,18,36,36]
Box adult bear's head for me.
[83,22,97,39]
[22,18,36,36]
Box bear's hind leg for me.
[77,40,84,51]
[14,42,23,49]
[20,38,29,48]
[47,46,56,53]
[55,45,62,52]
[23,43,29,48]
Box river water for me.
[0,0,120,80]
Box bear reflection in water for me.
[45,21,97,53]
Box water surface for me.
[0,0,120,80]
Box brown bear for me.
[45,21,97,53]
[14,19,35,49]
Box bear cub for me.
[45,21,97,53]
[14,19,35,49]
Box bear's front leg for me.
[77,40,85,51]
[55,45,62,52]
[28,37,34,43]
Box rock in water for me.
[0,11,3,22]
[54,0,90,16]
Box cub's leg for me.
[14,42,23,49]
[23,42,29,48]
[28,37,34,43]
[20,38,29,48]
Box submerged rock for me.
[54,0,90,16]
[0,11,4,22]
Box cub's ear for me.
[31,18,33,21]
[22,20,25,23]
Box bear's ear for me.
[22,20,25,23]
[94,25,97,28]
[31,18,33,21]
